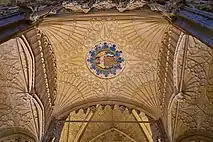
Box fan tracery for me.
[170,34,213,141]
[39,12,170,120]
[0,38,40,140]
[0,0,212,141]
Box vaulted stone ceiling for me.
[39,10,170,120]
[169,34,213,141]
[0,38,41,141]
[0,28,57,141]
[38,9,213,141]
[0,3,213,141]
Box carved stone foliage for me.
[39,11,170,119]
[0,38,39,139]
[171,34,213,140]
[62,0,147,13]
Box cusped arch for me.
[55,102,169,142]
[53,97,161,120]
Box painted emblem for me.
[87,42,125,78]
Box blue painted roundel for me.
[86,42,125,78]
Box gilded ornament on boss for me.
[86,42,125,78]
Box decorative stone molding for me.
[11,0,184,23]
[63,0,147,13]
[23,28,57,135]
[38,29,57,107]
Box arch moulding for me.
[53,97,162,121]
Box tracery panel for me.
[0,38,39,140]
[170,34,213,141]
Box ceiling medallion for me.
[86,42,125,78]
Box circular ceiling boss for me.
[86,42,125,78]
